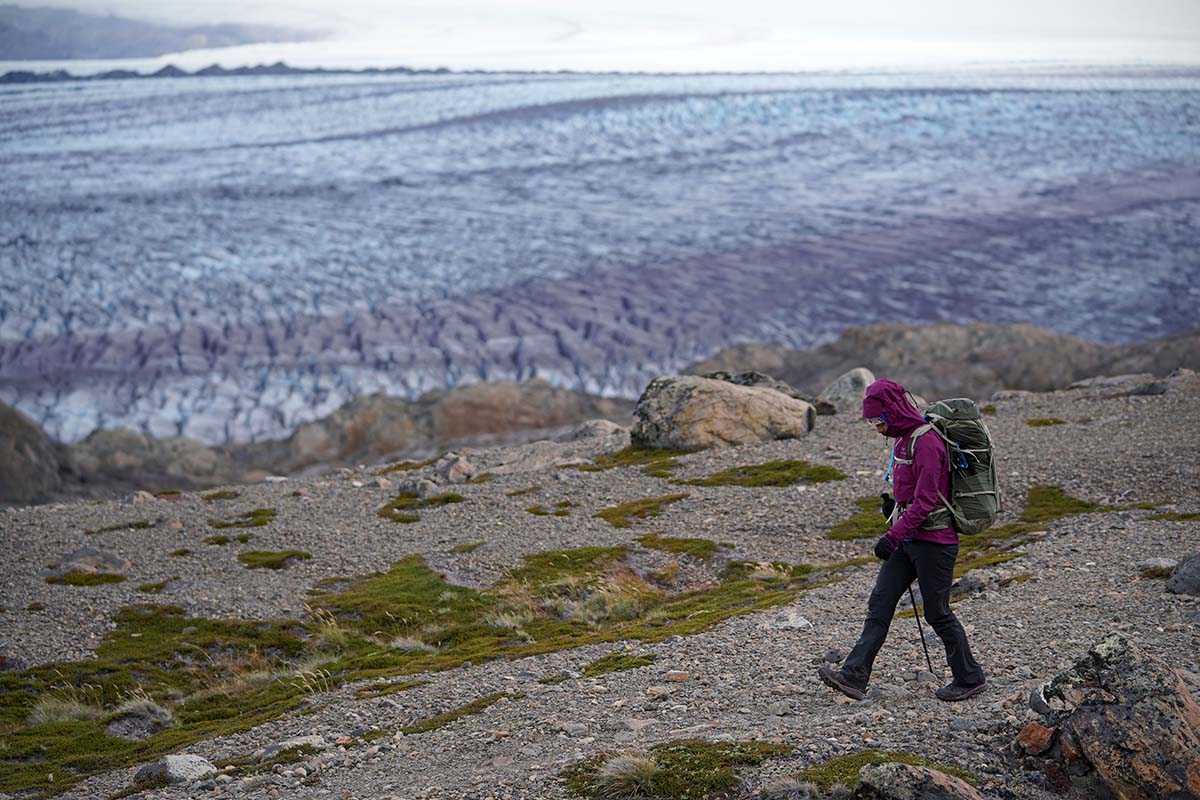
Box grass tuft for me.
[209,508,276,529]
[637,533,718,560]
[581,652,657,678]
[238,550,312,570]
[595,494,690,529]
[378,492,463,523]
[46,572,126,587]
[681,460,845,487]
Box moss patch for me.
[1148,511,1200,521]
[354,680,427,700]
[637,533,718,560]
[238,550,312,570]
[1026,418,1066,427]
[137,579,171,594]
[980,404,996,415]
[681,460,845,487]
[209,508,276,529]
[449,541,486,554]
[506,485,541,497]
[826,497,884,540]
[45,572,126,587]
[468,472,494,484]
[581,652,657,678]
[400,692,524,735]
[571,446,691,479]
[595,494,690,529]
[378,492,463,524]
[1139,566,1174,579]
[563,739,792,800]
[375,457,437,476]
[201,490,240,501]
[798,749,978,791]
[203,535,231,546]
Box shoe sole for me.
[818,668,866,700]
[937,683,988,702]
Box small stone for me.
[665,670,689,682]
[767,700,794,716]
[554,721,587,736]
[917,671,939,685]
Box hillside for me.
[0,370,1196,799]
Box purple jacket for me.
[863,380,957,547]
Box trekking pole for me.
[908,585,936,676]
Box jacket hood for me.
[861,379,927,435]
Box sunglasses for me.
[865,416,886,425]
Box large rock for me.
[49,547,131,578]
[133,754,215,785]
[699,370,812,402]
[631,375,815,450]
[852,763,984,800]
[1025,633,1200,800]
[70,428,236,487]
[1166,554,1200,596]
[816,367,876,416]
[0,401,70,506]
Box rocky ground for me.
[1,372,1197,799]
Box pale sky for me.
[13,0,1200,71]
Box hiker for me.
[818,378,988,702]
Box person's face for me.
[866,416,888,436]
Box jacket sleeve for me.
[886,432,948,545]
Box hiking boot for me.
[935,681,988,702]
[817,666,867,700]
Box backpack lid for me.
[924,398,980,422]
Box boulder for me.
[434,453,476,483]
[816,367,876,416]
[631,375,815,451]
[133,754,215,785]
[49,547,131,578]
[0,401,70,506]
[852,763,984,800]
[699,370,812,401]
[1166,554,1200,596]
[260,735,327,762]
[1026,633,1200,800]
[105,701,174,741]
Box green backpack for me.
[903,398,1001,535]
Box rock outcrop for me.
[132,754,215,785]
[1166,554,1200,596]
[1021,633,1200,800]
[71,429,238,488]
[631,375,815,450]
[688,323,1200,401]
[0,401,72,505]
[816,367,875,416]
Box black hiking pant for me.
[841,540,985,687]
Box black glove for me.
[879,492,896,520]
[874,535,895,561]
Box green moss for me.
[238,550,311,570]
[108,773,170,798]
[201,490,240,501]
[1026,418,1066,427]
[26,602,46,611]
[377,492,464,523]
[214,743,319,777]
[595,494,690,529]
[1140,566,1174,579]
[468,472,494,484]
[234,533,253,544]
[637,533,718,560]
[45,572,126,587]
[526,505,551,516]
[400,692,524,735]
[798,749,978,791]
[826,497,885,540]
[581,652,657,678]
[203,535,231,546]
[563,739,792,800]
[449,541,486,554]
[997,573,1034,588]
[169,549,190,557]
[137,579,171,594]
[209,508,276,529]
[376,457,437,476]
[83,519,155,536]
[980,404,996,415]
[506,485,541,497]
[354,680,427,700]
[571,446,691,479]
[1019,485,1101,523]
[681,460,846,487]
[1148,511,1200,521]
